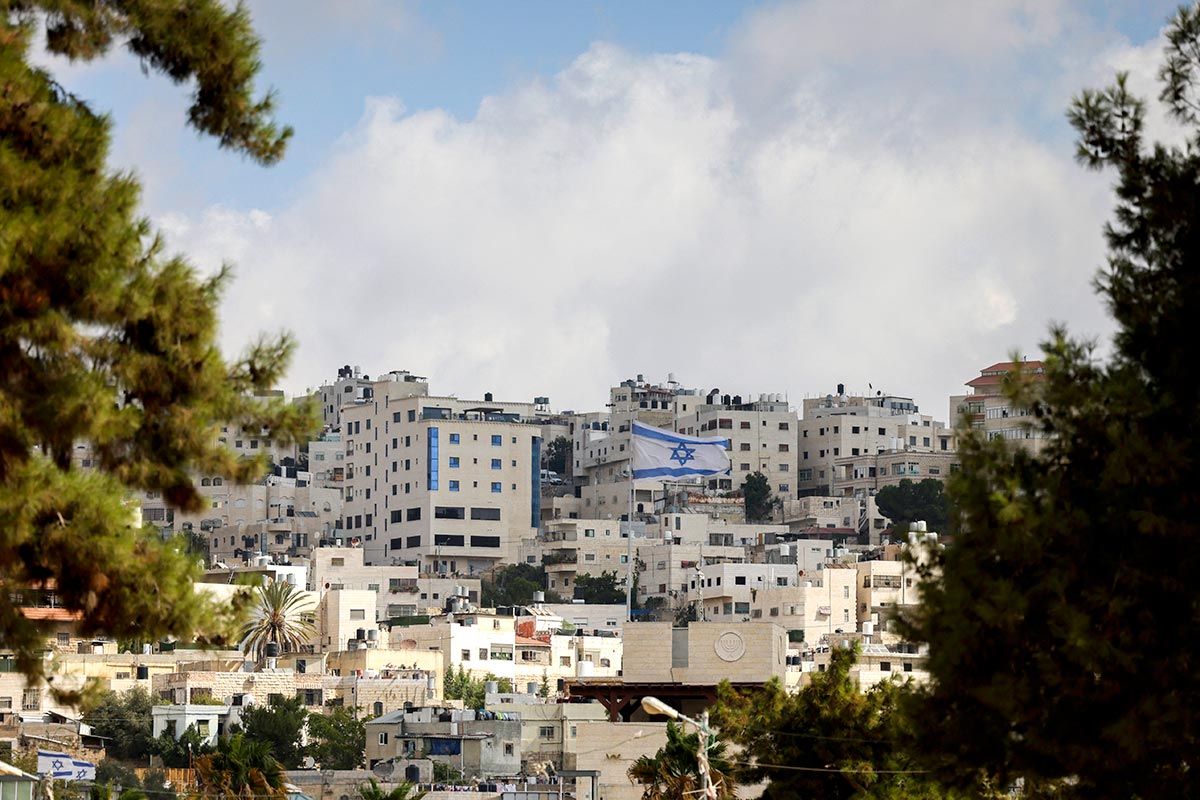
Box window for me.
[434,506,465,520]
[378,732,389,745]
[843,586,850,598]
[350,609,366,620]
[735,576,747,585]
[449,480,460,491]
[779,422,789,430]
[491,458,502,470]
[449,433,460,444]
[22,688,39,711]
[740,442,751,451]
[449,456,459,468]
[331,557,345,567]
[491,435,502,446]
[539,726,555,740]
[880,661,891,672]
[491,482,502,493]
[462,649,471,661]
[471,508,501,521]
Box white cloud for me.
[158,2,1147,417]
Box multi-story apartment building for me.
[313,364,377,429]
[797,387,955,497]
[533,519,637,597]
[678,394,797,499]
[573,374,794,520]
[744,564,859,645]
[683,562,800,621]
[950,360,1047,453]
[340,373,543,575]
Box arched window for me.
[201,478,212,487]
[212,477,223,486]
[373,701,383,717]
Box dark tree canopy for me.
[572,570,625,604]
[904,5,1200,796]
[0,1,313,696]
[83,687,156,762]
[306,706,366,770]
[235,695,308,770]
[711,646,955,800]
[543,435,570,476]
[741,471,774,523]
[874,478,951,533]
[481,563,559,606]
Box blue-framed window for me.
[531,436,542,528]
[428,427,439,490]
[491,458,502,470]
[449,456,460,468]
[449,480,460,492]
[491,482,502,493]
[491,435,502,446]
[449,433,460,444]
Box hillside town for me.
[0,361,1039,799]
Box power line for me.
[725,758,928,775]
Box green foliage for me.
[673,603,698,627]
[89,784,145,800]
[572,570,625,604]
[432,761,464,785]
[357,777,427,800]
[235,694,308,769]
[83,687,155,761]
[443,665,511,709]
[306,706,366,770]
[151,724,213,768]
[874,479,952,533]
[481,563,560,606]
[711,646,954,799]
[904,7,1200,797]
[740,471,776,523]
[241,581,318,660]
[627,720,737,800]
[194,733,286,800]
[0,1,315,697]
[544,436,571,475]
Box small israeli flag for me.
[631,421,730,479]
[37,749,96,781]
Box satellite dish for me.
[302,756,316,769]
[372,760,395,779]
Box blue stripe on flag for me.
[632,420,729,448]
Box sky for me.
[35,0,1186,419]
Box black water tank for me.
[136,665,149,680]
[265,642,281,658]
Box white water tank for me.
[576,660,595,678]
[913,521,927,532]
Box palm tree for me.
[627,721,738,800]
[194,733,287,800]
[241,580,317,659]
[358,777,426,800]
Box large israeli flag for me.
[631,421,730,479]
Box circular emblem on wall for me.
[714,631,746,662]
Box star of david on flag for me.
[630,421,730,479]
